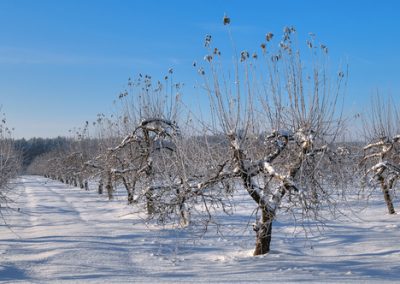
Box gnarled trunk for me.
[253,208,273,255]
[378,176,396,214]
[121,176,134,204]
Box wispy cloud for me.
[165,57,192,66]
[0,46,156,67]
[348,54,373,66]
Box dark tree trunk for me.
[127,191,134,204]
[84,180,89,191]
[146,187,154,215]
[378,176,396,214]
[253,208,273,256]
[121,176,134,204]
[98,179,103,195]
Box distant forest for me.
[14,137,69,171]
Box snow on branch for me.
[139,118,180,136]
[109,118,180,153]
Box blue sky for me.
[0,0,399,138]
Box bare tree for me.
[360,96,400,214]
[83,114,120,200]
[0,111,21,215]
[99,73,200,226]
[194,20,347,255]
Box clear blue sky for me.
[1,0,399,138]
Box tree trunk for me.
[84,180,89,191]
[79,177,84,189]
[121,176,134,204]
[253,208,273,255]
[127,191,134,204]
[98,179,103,194]
[179,201,190,227]
[146,187,154,214]
[177,188,190,226]
[378,176,396,214]
[106,172,113,200]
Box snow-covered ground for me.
[1,176,400,283]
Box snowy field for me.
[1,176,400,283]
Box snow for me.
[1,176,400,283]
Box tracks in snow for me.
[1,175,400,283]
[0,176,147,282]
